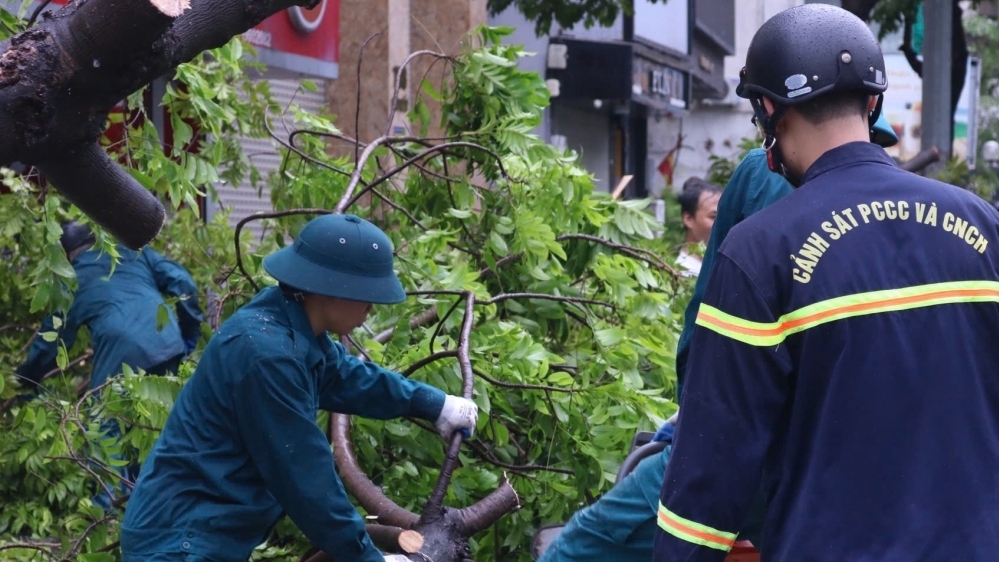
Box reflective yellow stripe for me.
[657,502,736,551]
[696,281,999,347]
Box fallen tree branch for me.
[331,414,420,530]
[900,146,940,173]
[385,50,455,138]
[0,0,324,248]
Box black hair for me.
[60,221,96,255]
[793,90,871,126]
[678,177,721,220]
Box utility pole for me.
[921,0,952,172]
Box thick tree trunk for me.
[0,0,318,248]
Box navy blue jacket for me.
[654,142,999,561]
[17,245,202,389]
[121,286,447,562]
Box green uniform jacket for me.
[121,286,446,562]
[17,245,203,390]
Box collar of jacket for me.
[801,140,897,185]
[267,286,331,371]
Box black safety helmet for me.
[737,4,887,106]
[60,221,96,255]
[736,4,888,182]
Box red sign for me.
[242,0,340,79]
[38,0,340,79]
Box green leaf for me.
[421,78,443,102]
[30,285,50,313]
[448,208,473,219]
[157,303,170,332]
[40,331,59,342]
[595,327,626,347]
[56,344,68,370]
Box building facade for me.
[489,0,735,200]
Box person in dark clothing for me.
[654,5,999,561]
[533,111,900,562]
[17,221,205,511]
[17,222,203,392]
[121,214,478,562]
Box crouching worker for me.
[121,214,479,562]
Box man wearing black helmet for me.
[121,214,479,562]
[654,4,999,562]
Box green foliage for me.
[486,0,667,37]
[868,0,922,38]
[966,14,999,172]
[0,25,685,562]
[706,136,757,188]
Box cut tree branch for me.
[0,0,322,248]
[330,414,420,530]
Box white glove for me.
[434,395,478,440]
[383,555,414,562]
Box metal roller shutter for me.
[210,78,327,244]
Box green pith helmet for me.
[263,214,406,304]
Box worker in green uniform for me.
[121,213,479,562]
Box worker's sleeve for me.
[674,151,793,398]
[16,310,81,390]
[143,247,204,341]
[654,253,792,562]
[318,340,446,422]
[232,353,384,562]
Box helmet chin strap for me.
[750,97,804,188]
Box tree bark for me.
[301,526,424,561]
[330,414,421,530]
[0,0,319,248]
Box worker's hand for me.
[382,555,414,562]
[434,395,478,440]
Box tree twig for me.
[402,349,459,378]
[473,368,576,393]
[233,208,332,291]
[338,140,513,213]
[385,50,455,138]
[481,293,614,309]
[356,32,382,163]
[556,233,677,275]
[26,0,53,28]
